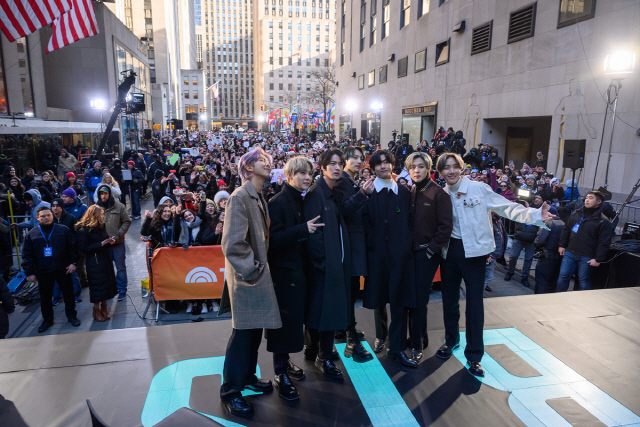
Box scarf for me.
[179,216,203,245]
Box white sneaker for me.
[211,301,220,312]
[201,304,208,314]
[186,303,193,313]
[142,288,149,298]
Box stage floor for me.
[1,288,640,427]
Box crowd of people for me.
[0,129,614,420]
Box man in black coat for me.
[266,156,321,401]
[303,149,353,381]
[110,158,126,205]
[362,150,417,368]
[391,138,414,174]
[504,195,543,288]
[50,199,82,303]
[534,210,564,294]
[22,206,80,333]
[334,146,375,362]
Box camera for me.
[173,188,184,196]
[516,188,534,202]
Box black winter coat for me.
[53,211,77,234]
[334,171,369,277]
[362,185,416,309]
[0,276,14,338]
[266,183,309,353]
[303,177,352,331]
[77,226,117,303]
[559,206,613,262]
[514,222,539,243]
[534,218,565,256]
[23,223,78,276]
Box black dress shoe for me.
[304,347,339,361]
[68,318,81,327]
[221,396,254,418]
[314,357,343,380]
[344,331,374,363]
[386,350,418,368]
[334,330,347,339]
[373,338,386,354]
[38,320,54,333]
[504,273,513,281]
[435,343,459,360]
[286,359,306,380]
[411,348,423,363]
[467,361,485,377]
[244,378,273,393]
[521,279,530,288]
[274,374,300,401]
[485,285,492,292]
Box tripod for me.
[612,176,640,225]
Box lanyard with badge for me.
[39,224,56,257]
[572,217,583,234]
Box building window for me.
[306,84,311,91]
[270,83,274,90]
[360,0,366,52]
[379,64,387,83]
[184,90,190,98]
[370,14,377,46]
[435,39,449,65]
[193,90,199,99]
[415,48,426,72]
[382,0,390,40]
[184,78,189,85]
[193,78,198,85]
[398,56,408,77]
[401,0,410,29]
[368,70,375,86]
[418,0,429,17]
[558,0,594,28]
[358,74,365,89]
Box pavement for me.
[6,193,538,339]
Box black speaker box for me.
[144,129,152,139]
[563,139,586,169]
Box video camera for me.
[516,188,534,203]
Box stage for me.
[1,288,640,427]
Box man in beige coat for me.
[220,148,281,419]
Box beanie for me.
[548,206,559,216]
[217,179,227,187]
[214,191,230,206]
[127,160,135,166]
[66,172,76,179]
[62,188,77,199]
[91,160,100,168]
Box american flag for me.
[211,82,220,105]
[0,0,72,42]
[46,0,99,53]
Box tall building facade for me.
[199,0,256,127]
[335,0,640,199]
[253,0,336,125]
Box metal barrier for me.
[609,202,639,234]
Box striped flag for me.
[46,0,99,53]
[0,0,72,42]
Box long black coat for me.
[362,185,416,309]
[266,183,310,353]
[77,226,117,303]
[334,171,369,277]
[0,276,14,338]
[303,177,352,331]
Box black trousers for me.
[408,251,441,350]
[37,270,77,322]
[440,238,486,362]
[220,328,263,400]
[304,327,335,359]
[273,352,290,375]
[374,305,388,340]
[387,303,408,352]
[535,255,561,294]
[348,276,360,331]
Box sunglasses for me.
[500,185,508,187]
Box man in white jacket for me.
[434,153,555,377]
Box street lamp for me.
[370,101,383,146]
[345,101,357,141]
[593,50,636,190]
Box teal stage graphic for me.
[141,328,640,426]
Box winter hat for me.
[158,196,174,206]
[214,191,230,206]
[127,160,135,166]
[91,160,100,168]
[24,192,32,201]
[51,198,64,207]
[565,179,577,187]
[66,172,76,179]
[217,179,227,187]
[154,169,164,179]
[62,188,77,199]
[550,177,560,185]
[548,206,559,216]
[525,174,536,181]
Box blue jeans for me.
[507,239,534,278]
[556,251,592,292]
[131,189,141,216]
[53,271,82,299]
[110,244,128,294]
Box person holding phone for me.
[76,205,118,322]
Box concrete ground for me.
[6,194,539,339]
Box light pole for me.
[90,99,108,132]
[592,51,635,190]
[370,101,383,147]
[345,101,357,142]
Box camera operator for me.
[449,131,466,156]
[482,148,503,170]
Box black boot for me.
[344,329,373,363]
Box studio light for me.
[370,101,383,111]
[604,51,636,75]
[90,99,107,110]
[24,112,34,117]
[200,114,207,120]
[345,101,357,111]
[258,115,265,123]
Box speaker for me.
[311,130,317,141]
[350,128,357,140]
[144,129,152,139]
[563,139,586,170]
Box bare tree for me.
[303,62,335,132]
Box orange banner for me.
[151,246,226,301]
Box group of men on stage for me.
[219,146,555,419]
